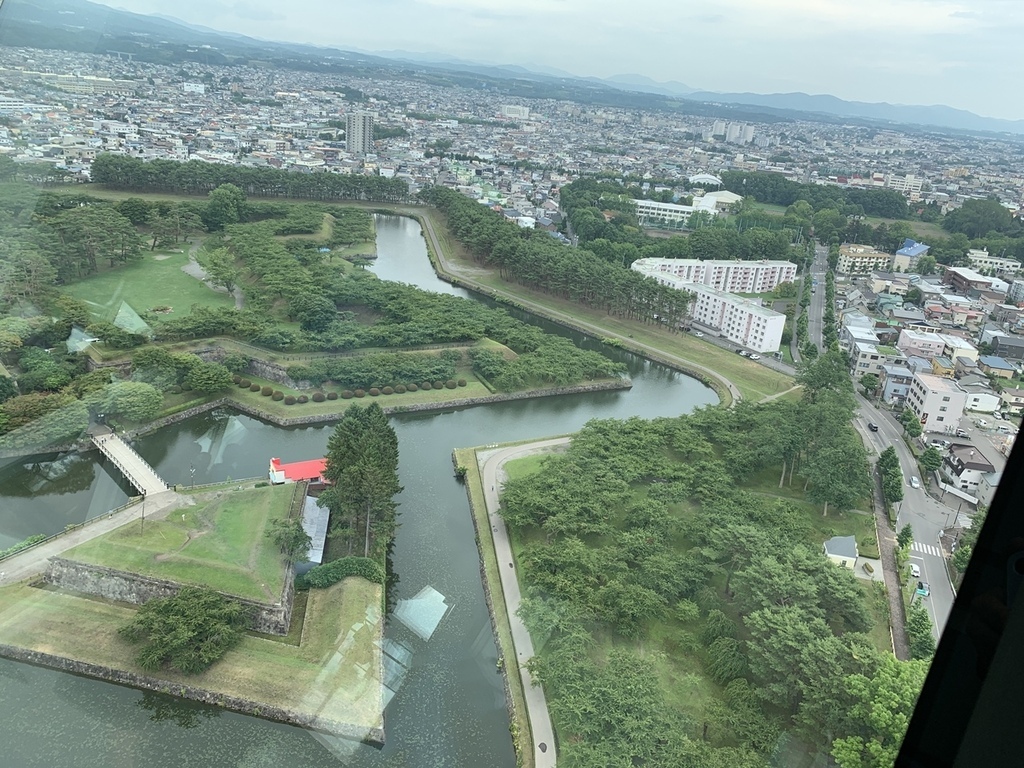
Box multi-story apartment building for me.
[850,340,907,381]
[633,262,785,352]
[906,372,968,430]
[967,248,1022,276]
[897,329,946,359]
[1007,279,1024,305]
[880,364,915,406]
[837,244,892,275]
[631,258,797,293]
[944,266,995,295]
[885,173,924,197]
[686,284,785,353]
[345,111,376,155]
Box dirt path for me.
[183,239,245,309]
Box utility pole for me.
[140,493,146,535]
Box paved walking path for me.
[418,213,744,405]
[93,430,169,496]
[479,437,569,768]
[0,489,187,586]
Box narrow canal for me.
[0,214,718,767]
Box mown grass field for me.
[0,576,384,731]
[62,248,235,322]
[63,484,294,600]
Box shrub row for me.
[297,556,386,589]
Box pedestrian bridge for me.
[92,431,169,496]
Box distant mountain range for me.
[4,0,1023,136]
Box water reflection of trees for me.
[137,690,221,729]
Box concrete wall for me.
[45,557,293,636]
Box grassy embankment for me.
[63,484,295,601]
[497,448,885,739]
[0,576,384,732]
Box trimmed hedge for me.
[407,383,418,392]
[170,385,182,394]
[297,556,385,589]
[382,386,394,395]
[433,381,444,390]
[445,380,457,389]
[261,386,273,396]
[457,379,467,387]
[395,384,406,394]
[232,375,241,384]
[249,383,261,392]
[284,395,296,405]
[272,391,284,401]
[327,391,339,400]
[180,383,193,392]
[369,387,380,397]
[421,382,432,391]
[239,379,251,388]
[354,389,366,398]
[297,395,308,404]
[312,392,325,402]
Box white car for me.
[749,354,761,361]
[910,476,921,489]
[977,419,989,428]
[693,331,704,338]
[910,563,921,578]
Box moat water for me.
[0,214,718,767]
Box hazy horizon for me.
[93,0,1023,121]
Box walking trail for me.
[479,437,570,768]
[0,490,189,587]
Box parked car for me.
[749,354,761,361]
[956,428,969,438]
[868,422,879,432]
[693,331,704,338]
[910,476,921,489]
[916,581,930,597]
[977,419,989,428]
[737,350,749,357]
[910,563,921,578]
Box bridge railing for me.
[93,434,169,492]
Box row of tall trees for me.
[91,153,409,203]
[720,171,910,219]
[421,186,692,324]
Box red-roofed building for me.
[269,457,327,485]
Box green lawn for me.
[63,484,295,601]
[273,212,335,242]
[62,249,235,322]
[503,454,549,481]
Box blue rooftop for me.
[978,355,1014,370]
[897,239,930,257]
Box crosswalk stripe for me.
[912,542,942,557]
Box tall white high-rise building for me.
[346,110,376,155]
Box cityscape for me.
[0,2,1021,767]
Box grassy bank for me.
[0,576,384,732]
[63,484,294,601]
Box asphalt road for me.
[855,395,958,639]
[808,246,829,350]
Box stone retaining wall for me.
[44,557,294,636]
[0,643,384,745]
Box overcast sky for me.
[103,0,1021,120]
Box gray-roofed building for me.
[978,355,1016,378]
[992,337,1024,363]
[823,535,859,569]
[881,364,914,405]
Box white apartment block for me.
[687,284,785,353]
[837,244,893,275]
[1008,280,1024,305]
[500,105,531,119]
[967,249,1022,275]
[851,340,907,381]
[632,198,717,228]
[897,329,945,359]
[906,372,968,431]
[885,174,924,196]
[634,264,785,352]
[631,258,797,293]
